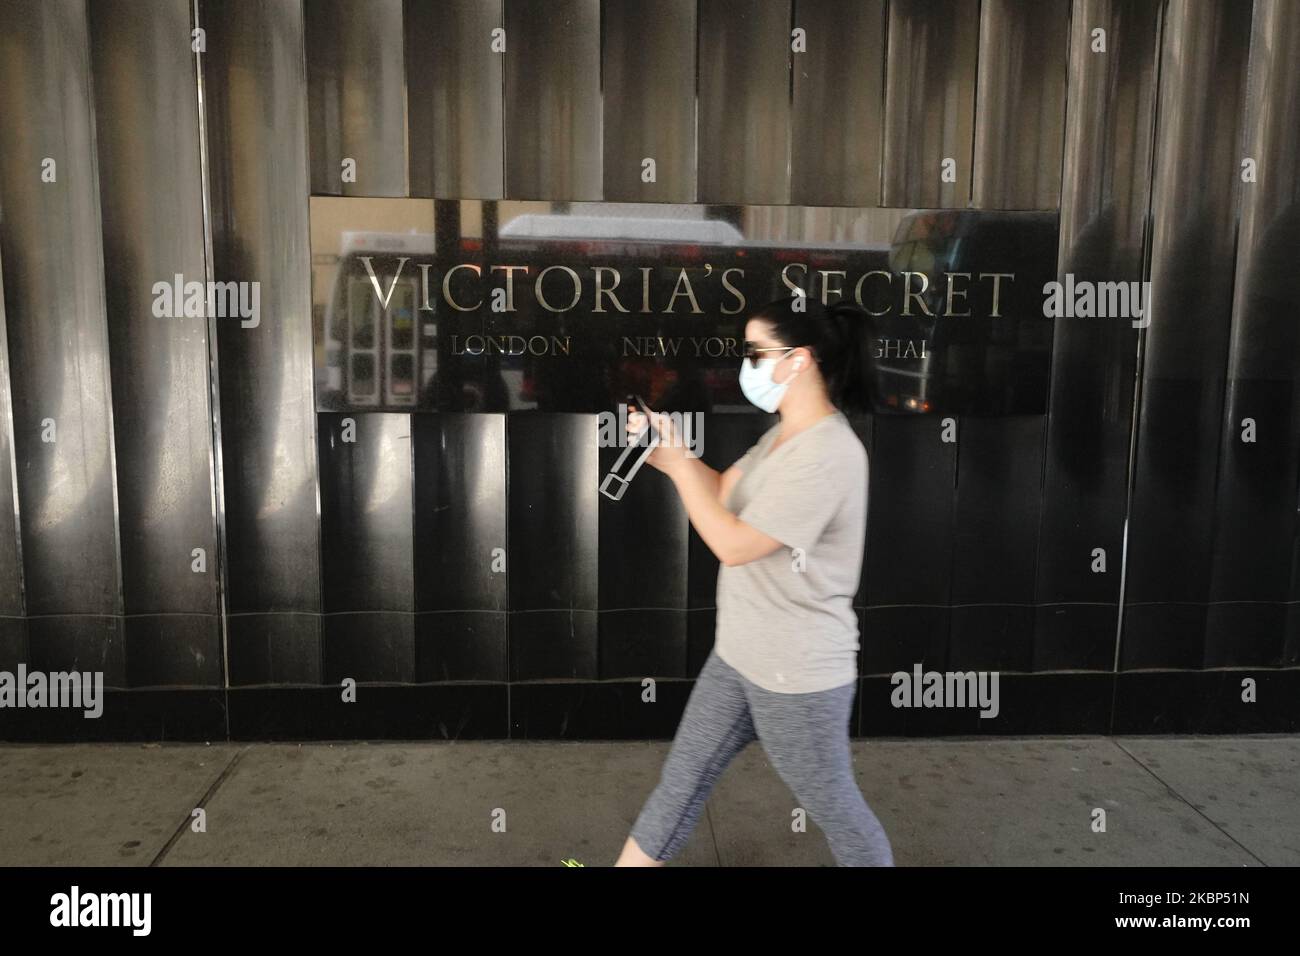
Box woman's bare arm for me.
[629,409,783,567]
[716,463,743,507]
[663,455,783,567]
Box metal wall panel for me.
[89,0,224,687]
[0,251,25,670]
[1034,0,1161,671]
[306,0,408,197]
[881,0,979,208]
[1206,0,1300,667]
[697,0,792,205]
[413,413,508,681]
[202,0,323,684]
[597,410,689,677]
[407,0,504,199]
[949,417,1045,671]
[862,417,956,675]
[319,414,412,612]
[507,414,598,680]
[504,0,602,200]
[1123,0,1251,670]
[0,0,125,682]
[0,0,1293,737]
[972,0,1070,210]
[305,0,341,195]
[791,0,886,207]
[602,0,697,203]
[319,412,413,682]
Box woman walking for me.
[615,294,894,867]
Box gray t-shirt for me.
[715,410,867,694]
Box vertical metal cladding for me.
[306,0,409,197]
[506,414,598,680]
[406,0,504,199]
[602,0,697,203]
[0,0,125,682]
[89,0,224,687]
[1207,0,1300,667]
[791,0,886,207]
[862,418,957,675]
[1123,0,1252,670]
[881,0,979,208]
[972,0,1070,210]
[0,0,1292,737]
[948,417,1046,672]
[413,413,508,682]
[0,251,24,670]
[1033,0,1160,671]
[201,0,323,685]
[697,0,792,205]
[597,411,690,678]
[318,412,413,682]
[504,0,602,200]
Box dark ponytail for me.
[751,294,879,413]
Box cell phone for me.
[598,393,662,501]
[629,393,659,444]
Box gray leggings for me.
[630,648,894,866]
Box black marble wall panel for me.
[413,413,508,681]
[91,0,224,688]
[862,415,957,675]
[319,412,413,683]
[1034,0,1160,672]
[0,0,125,684]
[1204,0,1300,668]
[203,0,323,685]
[507,413,599,679]
[949,416,1045,672]
[597,406,690,678]
[1122,0,1251,670]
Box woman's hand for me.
[626,407,688,474]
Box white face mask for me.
[739,353,800,413]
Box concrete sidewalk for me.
[0,736,1295,866]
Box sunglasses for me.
[742,342,798,369]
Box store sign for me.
[310,200,1059,416]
